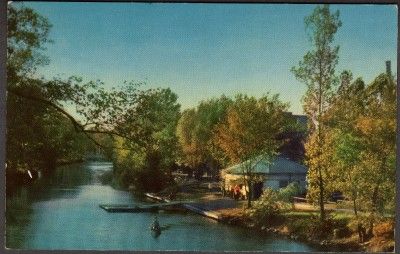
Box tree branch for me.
[7,88,133,151]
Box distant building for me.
[221,156,308,199]
[293,114,308,127]
[278,113,308,162]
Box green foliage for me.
[112,88,181,192]
[214,93,289,164]
[278,182,303,203]
[7,3,52,84]
[6,4,144,192]
[248,188,287,226]
[6,5,96,187]
[292,4,342,220]
[213,93,291,207]
[304,66,396,243]
[323,73,396,234]
[307,214,336,239]
[7,4,184,196]
[176,96,232,177]
[291,4,342,127]
[334,132,363,166]
[284,211,352,240]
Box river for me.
[6,161,316,251]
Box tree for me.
[353,74,396,237]
[291,4,342,221]
[7,3,52,86]
[5,4,161,191]
[323,73,395,242]
[112,88,181,192]
[176,96,232,178]
[7,4,141,148]
[331,130,371,242]
[213,94,290,208]
[323,76,366,217]
[6,4,94,182]
[176,108,198,175]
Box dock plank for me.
[99,201,189,213]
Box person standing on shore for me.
[234,185,241,200]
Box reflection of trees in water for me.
[6,186,32,249]
[6,163,93,249]
[28,163,93,202]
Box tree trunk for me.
[317,127,325,221]
[318,168,325,221]
[221,179,226,197]
[247,181,252,208]
[366,185,380,239]
[352,187,358,216]
[353,199,358,216]
[358,223,366,243]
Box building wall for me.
[263,174,306,190]
[264,179,280,189]
[223,172,307,198]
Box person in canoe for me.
[151,215,161,235]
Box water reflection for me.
[7,161,316,251]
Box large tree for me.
[113,88,181,192]
[320,71,396,242]
[7,3,52,85]
[6,4,91,180]
[323,75,366,217]
[213,94,291,208]
[351,74,396,238]
[6,4,168,192]
[291,4,342,221]
[176,96,232,178]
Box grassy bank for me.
[155,179,394,252]
[217,206,394,252]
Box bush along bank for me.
[219,206,394,252]
[218,187,394,252]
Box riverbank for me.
[219,208,394,252]
[151,180,394,252]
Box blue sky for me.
[19,2,397,114]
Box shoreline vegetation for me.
[143,177,394,252]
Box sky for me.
[18,2,397,114]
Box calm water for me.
[7,161,315,251]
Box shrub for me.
[307,214,336,240]
[287,218,309,236]
[373,221,394,238]
[333,227,352,239]
[248,188,287,226]
[278,182,303,203]
[331,213,351,228]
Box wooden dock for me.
[182,204,220,220]
[101,192,221,220]
[99,204,158,213]
[144,193,221,221]
[145,193,171,203]
[99,201,187,213]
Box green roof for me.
[225,156,307,175]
